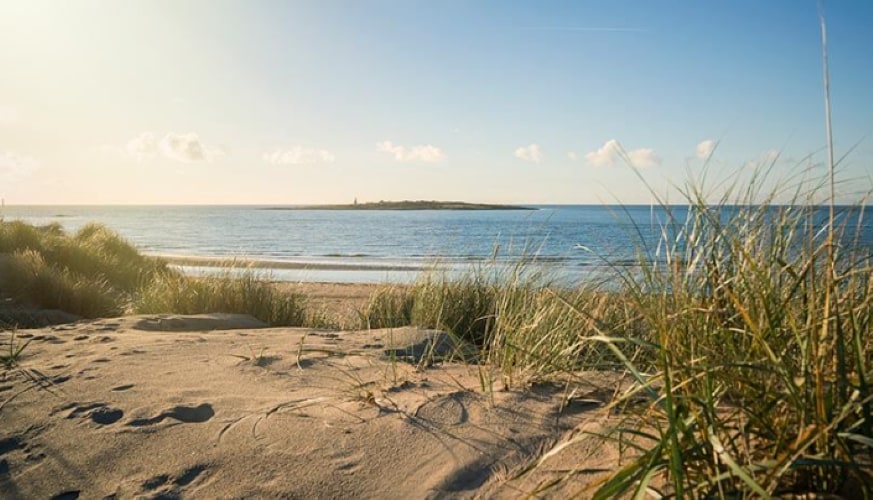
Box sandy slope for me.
[1,314,622,499]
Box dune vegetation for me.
[359,173,873,497]
[0,221,309,327]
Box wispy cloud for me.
[125,132,224,163]
[377,140,445,163]
[514,144,544,163]
[585,139,660,168]
[126,132,159,161]
[567,151,578,161]
[160,132,225,163]
[696,139,718,160]
[0,151,40,180]
[263,147,336,165]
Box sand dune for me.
[1,314,623,499]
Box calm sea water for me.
[3,205,871,283]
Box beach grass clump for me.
[0,221,170,293]
[0,221,309,326]
[485,285,643,383]
[359,285,415,329]
[134,269,309,326]
[361,266,637,383]
[0,220,63,254]
[360,271,499,344]
[360,269,502,347]
[1,329,32,370]
[3,249,125,318]
[584,176,873,498]
[64,223,169,291]
[409,270,500,346]
[0,221,173,318]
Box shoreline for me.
[154,254,426,272]
[152,253,616,286]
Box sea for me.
[2,205,871,284]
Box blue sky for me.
[0,0,871,204]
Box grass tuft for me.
[134,268,309,326]
[1,329,31,370]
[578,170,873,498]
[0,222,310,326]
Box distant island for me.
[262,200,537,211]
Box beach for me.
[3,2,871,496]
[3,202,872,498]
[0,290,624,498]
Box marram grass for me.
[134,268,309,327]
[582,177,873,498]
[360,173,872,497]
[0,221,308,327]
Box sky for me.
[1,0,871,205]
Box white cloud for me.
[696,139,717,160]
[567,151,578,161]
[626,148,660,168]
[377,141,404,159]
[514,144,543,163]
[160,132,225,163]
[584,139,660,168]
[125,132,224,163]
[377,140,445,163]
[126,132,159,161]
[263,147,336,165]
[0,151,40,180]
[584,139,621,167]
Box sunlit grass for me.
[135,268,309,327]
[357,170,873,496]
[1,329,31,370]
[0,221,309,326]
[360,263,642,386]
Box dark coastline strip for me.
[157,255,424,272]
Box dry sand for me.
[1,310,626,499]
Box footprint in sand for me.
[49,491,80,500]
[31,334,67,345]
[127,403,215,427]
[140,463,210,496]
[328,449,365,474]
[1,428,48,467]
[414,392,478,426]
[0,436,23,456]
[65,402,125,426]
